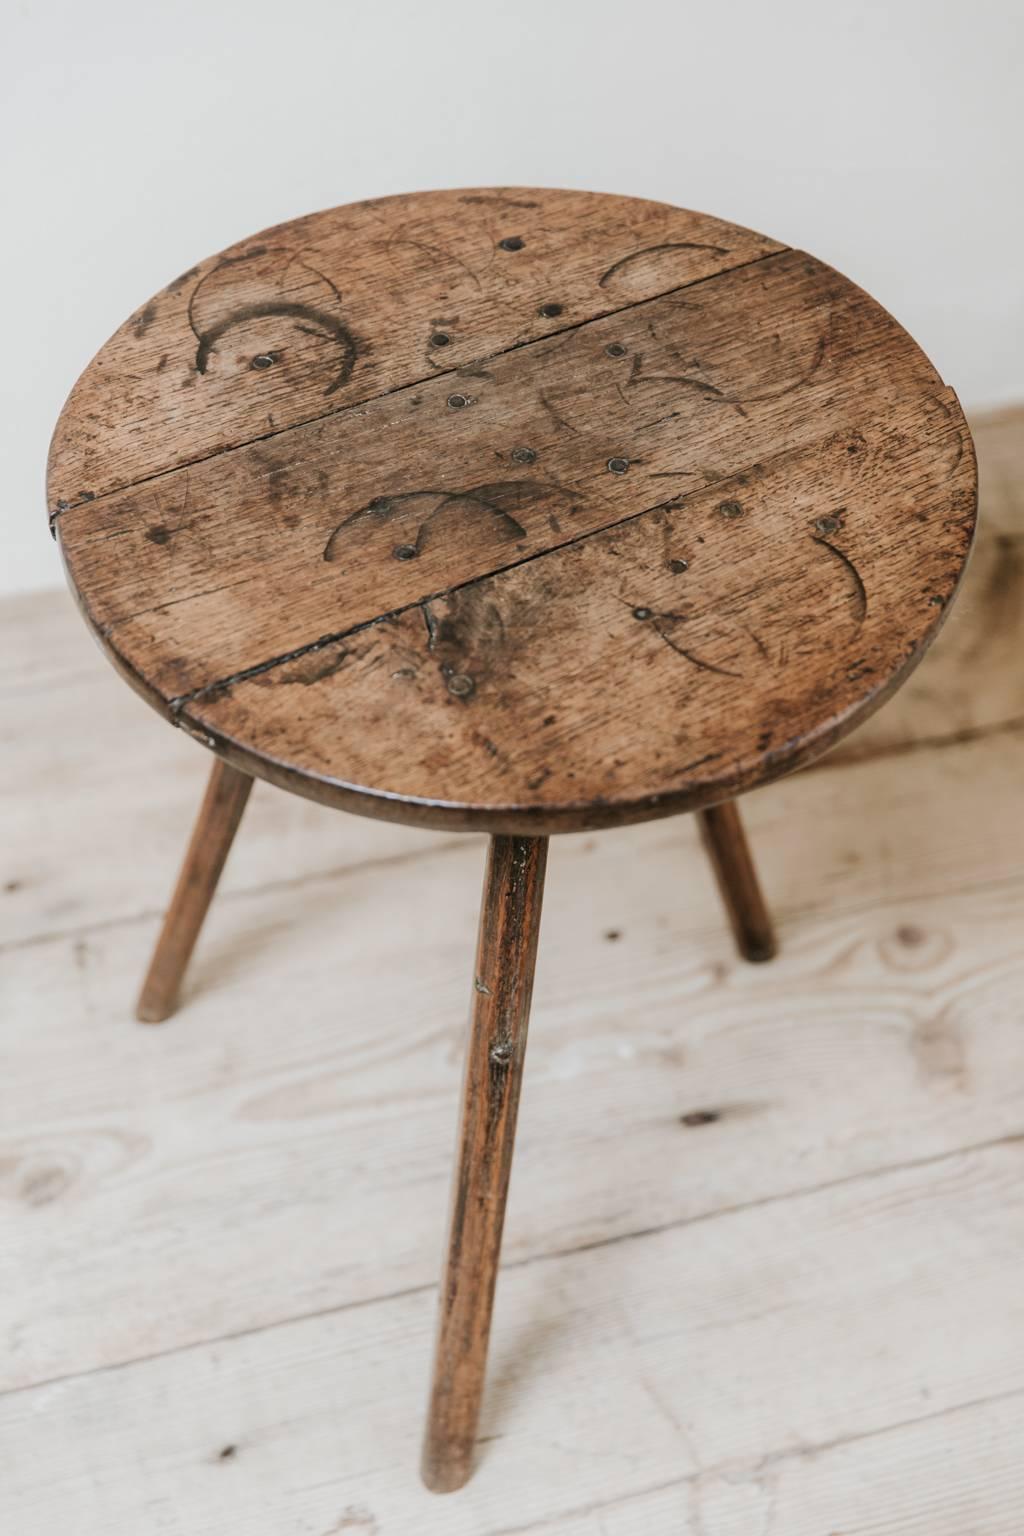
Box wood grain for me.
[2,407,1020,1528]
[4,1136,1024,1533]
[48,190,782,514]
[696,800,776,961]
[135,758,253,1022]
[7,406,1018,947]
[50,189,977,831]
[423,835,547,1492]
[4,726,1023,1392]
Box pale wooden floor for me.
[2,407,1023,1534]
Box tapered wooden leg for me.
[422,834,549,1493]
[697,798,776,963]
[136,759,253,1023]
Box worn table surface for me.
[50,187,977,832]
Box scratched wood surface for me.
[50,189,977,831]
[3,411,1023,1531]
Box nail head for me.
[608,457,630,475]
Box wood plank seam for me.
[47,246,790,530]
[5,1121,1020,1405]
[160,397,964,717]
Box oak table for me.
[49,187,977,1492]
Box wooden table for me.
[48,187,977,1492]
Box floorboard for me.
[1,407,1022,1531]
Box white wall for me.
[3,0,1021,596]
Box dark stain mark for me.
[680,1109,719,1127]
[897,924,925,947]
[548,513,562,533]
[323,481,568,565]
[218,1445,237,1461]
[538,389,578,434]
[498,235,525,252]
[77,491,96,503]
[156,353,168,372]
[132,301,157,338]
[4,879,21,893]
[457,362,495,382]
[812,534,868,623]
[598,241,730,288]
[460,194,540,209]
[526,766,552,790]
[719,500,744,519]
[146,525,172,545]
[220,245,268,266]
[542,714,556,726]
[604,928,622,942]
[192,300,357,395]
[165,265,200,294]
[425,587,511,703]
[757,729,773,751]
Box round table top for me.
[51,187,977,834]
